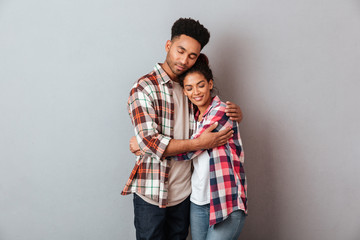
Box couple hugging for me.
[122,17,247,240]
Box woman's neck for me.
[197,105,210,122]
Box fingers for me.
[226,101,236,108]
[217,127,232,135]
[230,117,241,122]
[130,143,140,153]
[225,103,243,122]
[216,127,233,143]
[225,112,239,117]
[222,129,234,141]
[226,112,242,121]
[204,122,218,132]
[129,136,141,153]
[216,132,233,146]
[229,114,243,122]
[225,102,238,112]
[130,145,137,153]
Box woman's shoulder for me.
[211,96,227,112]
[203,96,228,121]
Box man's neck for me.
[160,62,179,82]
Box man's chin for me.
[173,70,185,76]
[177,68,188,75]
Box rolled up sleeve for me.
[128,85,171,160]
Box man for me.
[122,18,243,240]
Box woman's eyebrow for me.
[184,80,206,87]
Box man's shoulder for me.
[137,70,159,86]
[134,67,159,87]
[130,69,161,93]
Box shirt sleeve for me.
[128,84,171,160]
[171,102,233,161]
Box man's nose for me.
[180,55,188,65]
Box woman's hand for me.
[225,101,243,123]
[129,136,142,156]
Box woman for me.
[173,54,247,240]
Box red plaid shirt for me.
[172,96,248,226]
[121,64,195,207]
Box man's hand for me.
[225,101,243,123]
[196,122,233,149]
[129,136,142,156]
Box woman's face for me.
[183,72,213,111]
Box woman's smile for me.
[183,72,213,114]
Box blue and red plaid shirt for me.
[172,96,248,226]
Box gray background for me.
[1,0,359,239]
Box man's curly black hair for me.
[171,18,210,50]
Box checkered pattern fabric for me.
[172,96,247,226]
[121,64,195,208]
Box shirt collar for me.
[154,63,171,85]
[195,95,221,120]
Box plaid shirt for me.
[121,64,195,208]
[172,96,248,226]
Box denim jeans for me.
[190,202,246,240]
[133,194,190,240]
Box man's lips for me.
[175,64,186,71]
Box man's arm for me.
[162,122,233,157]
[129,122,233,158]
[225,101,243,123]
[167,101,235,161]
[128,85,171,159]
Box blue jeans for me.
[190,202,246,240]
[133,194,190,240]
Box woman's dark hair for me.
[178,54,213,88]
[171,18,210,50]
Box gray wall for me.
[1,0,359,239]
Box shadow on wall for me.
[212,33,284,239]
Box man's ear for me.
[165,40,172,53]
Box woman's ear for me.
[209,79,214,90]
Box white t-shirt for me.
[190,121,210,205]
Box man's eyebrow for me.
[177,46,198,57]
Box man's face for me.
[163,34,201,80]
